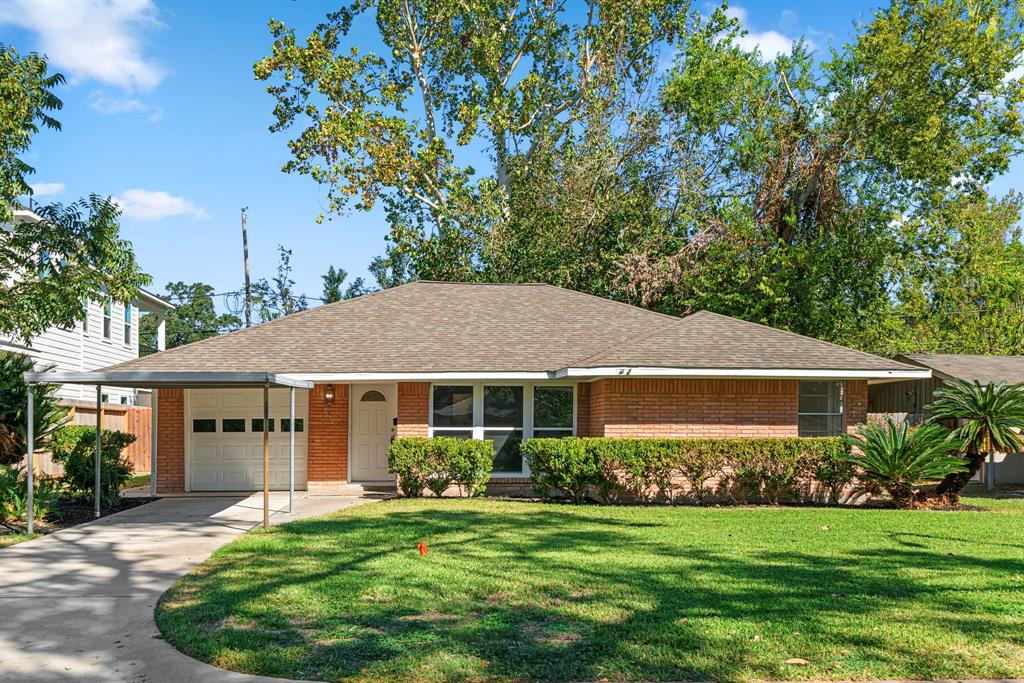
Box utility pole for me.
[241,207,252,328]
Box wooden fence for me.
[36,402,151,476]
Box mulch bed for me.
[1,495,156,537]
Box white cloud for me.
[723,5,748,22]
[735,30,798,60]
[726,4,810,60]
[114,189,208,222]
[1005,62,1024,84]
[0,0,165,91]
[88,91,163,122]
[29,182,65,197]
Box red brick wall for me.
[583,378,801,438]
[397,382,429,437]
[307,384,349,490]
[580,378,870,438]
[155,388,184,493]
[845,380,868,432]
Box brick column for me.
[396,382,429,437]
[307,384,349,490]
[845,380,868,432]
[155,388,184,493]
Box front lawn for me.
[157,499,1024,682]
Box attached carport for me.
[21,370,314,532]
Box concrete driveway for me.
[0,491,386,682]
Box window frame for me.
[797,380,845,437]
[427,382,577,477]
[102,298,112,340]
[123,303,133,346]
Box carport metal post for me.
[289,386,295,513]
[95,385,102,518]
[26,385,34,534]
[262,381,270,528]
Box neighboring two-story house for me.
[1,209,174,406]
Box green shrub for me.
[50,425,136,505]
[844,419,966,508]
[451,439,493,497]
[387,437,431,497]
[421,437,455,497]
[1,464,59,523]
[675,444,723,502]
[526,437,848,505]
[808,443,857,504]
[388,437,495,498]
[523,438,598,503]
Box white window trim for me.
[123,303,132,346]
[797,380,845,437]
[428,381,577,477]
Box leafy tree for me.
[321,265,347,304]
[844,418,966,508]
[252,246,308,321]
[926,379,1024,502]
[139,282,241,351]
[888,193,1024,355]
[1,45,150,341]
[0,44,62,224]
[321,265,370,303]
[258,0,1024,354]
[0,352,67,466]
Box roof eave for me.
[23,370,313,389]
[554,366,934,381]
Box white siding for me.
[0,298,144,404]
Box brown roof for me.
[106,281,916,375]
[899,354,1024,385]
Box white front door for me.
[350,384,395,482]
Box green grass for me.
[157,499,1024,682]
[122,473,151,490]
[0,532,38,548]
[962,484,1024,511]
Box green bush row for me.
[523,437,853,505]
[50,425,136,505]
[388,436,494,498]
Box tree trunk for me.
[933,451,986,502]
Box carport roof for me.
[22,371,313,389]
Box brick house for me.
[28,281,929,494]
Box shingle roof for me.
[106,281,916,375]
[899,354,1024,385]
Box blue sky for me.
[2,0,1020,309]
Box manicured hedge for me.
[523,437,852,505]
[388,436,494,498]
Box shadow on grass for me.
[157,503,1024,682]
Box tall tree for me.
[258,0,1024,354]
[0,45,149,341]
[252,246,308,321]
[321,265,348,304]
[139,282,242,351]
[321,265,370,303]
[0,44,62,224]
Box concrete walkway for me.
[0,491,387,682]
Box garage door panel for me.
[188,388,309,492]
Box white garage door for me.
[187,388,308,491]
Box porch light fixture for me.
[324,384,335,406]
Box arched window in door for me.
[360,390,387,402]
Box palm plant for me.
[844,418,966,508]
[925,379,1024,502]
[0,353,68,466]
